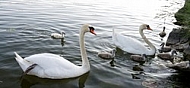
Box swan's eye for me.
[89,27,96,35]
[146,25,152,30]
[89,27,95,31]
[146,25,150,28]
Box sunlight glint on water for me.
[0,0,185,88]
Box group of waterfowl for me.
[14,23,189,79]
[98,24,189,71]
[15,24,96,79]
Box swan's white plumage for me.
[112,24,156,55]
[14,24,95,79]
[51,32,65,39]
[24,53,84,78]
[113,33,148,54]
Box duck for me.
[158,42,171,53]
[98,49,116,60]
[14,24,96,79]
[112,24,156,56]
[157,49,177,62]
[159,26,166,38]
[51,32,65,39]
[167,61,190,70]
[130,54,147,64]
[165,52,190,70]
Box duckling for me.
[51,32,65,39]
[157,50,177,62]
[165,52,190,70]
[130,54,147,64]
[98,49,116,60]
[158,42,171,53]
[166,60,190,70]
[159,26,166,38]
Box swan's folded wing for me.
[25,53,77,70]
[113,33,148,54]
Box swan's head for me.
[82,24,96,35]
[140,24,152,31]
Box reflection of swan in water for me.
[61,38,65,46]
[112,24,156,56]
[20,72,89,88]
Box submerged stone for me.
[166,28,189,46]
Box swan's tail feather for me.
[14,52,32,71]
[112,28,118,44]
[112,28,115,41]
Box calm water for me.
[0,0,187,88]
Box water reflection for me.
[61,38,65,46]
[168,72,190,87]
[0,0,186,87]
[20,72,89,88]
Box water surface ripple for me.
[0,0,186,88]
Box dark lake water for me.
[0,0,188,88]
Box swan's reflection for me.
[109,59,116,67]
[61,38,65,46]
[20,72,89,88]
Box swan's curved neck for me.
[139,28,156,55]
[79,30,90,69]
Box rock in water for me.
[166,28,188,46]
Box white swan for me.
[112,24,156,55]
[51,32,65,39]
[14,24,96,79]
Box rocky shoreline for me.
[164,0,190,71]
[166,0,190,60]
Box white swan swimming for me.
[51,32,65,39]
[14,24,96,79]
[112,24,156,56]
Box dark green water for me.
[0,0,188,88]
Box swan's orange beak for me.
[90,29,96,35]
[89,27,96,35]
[147,27,152,30]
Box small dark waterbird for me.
[98,49,116,60]
[159,26,166,38]
[157,50,177,62]
[158,42,171,53]
[130,54,147,64]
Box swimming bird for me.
[98,49,116,60]
[51,32,65,39]
[157,50,177,62]
[14,24,96,79]
[112,24,156,56]
[166,60,190,70]
[130,54,147,64]
[159,26,166,38]
[158,42,171,53]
